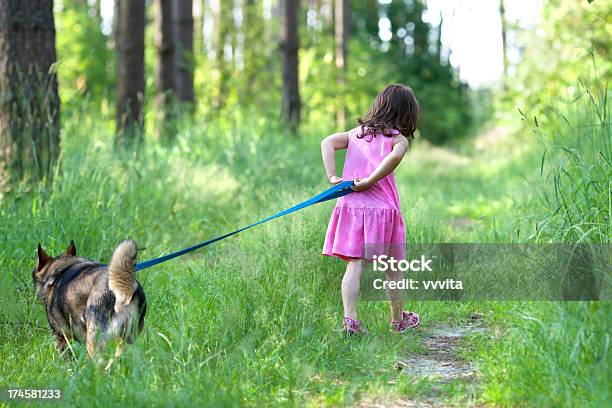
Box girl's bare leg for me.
[342,259,363,319]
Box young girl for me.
[321,84,421,335]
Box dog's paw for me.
[104,358,115,371]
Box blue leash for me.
[135,181,354,271]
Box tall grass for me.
[480,83,611,407]
[0,87,608,406]
[1,69,60,189]
[481,301,610,407]
[0,109,479,407]
[534,82,611,244]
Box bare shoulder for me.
[346,126,362,138]
[392,134,409,152]
[332,126,361,143]
[322,129,350,149]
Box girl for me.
[321,84,421,335]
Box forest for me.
[0,0,610,407]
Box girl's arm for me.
[321,131,349,184]
[352,136,409,191]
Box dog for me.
[33,240,146,364]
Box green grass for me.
[477,84,611,408]
[0,88,609,407]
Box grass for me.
[478,83,611,407]
[0,86,609,407]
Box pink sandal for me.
[341,317,369,336]
[391,311,420,333]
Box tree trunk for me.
[112,0,119,44]
[92,0,102,26]
[280,0,300,132]
[194,0,205,53]
[334,0,350,129]
[230,4,237,73]
[436,11,443,63]
[215,0,232,110]
[174,0,194,103]
[315,0,333,27]
[412,0,428,56]
[154,0,175,139]
[155,0,175,106]
[334,0,350,67]
[115,0,146,144]
[369,0,377,35]
[242,0,264,102]
[0,0,60,188]
[499,0,509,77]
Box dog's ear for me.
[37,243,51,271]
[65,240,76,257]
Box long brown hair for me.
[357,84,420,140]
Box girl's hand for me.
[329,175,344,185]
[352,177,373,191]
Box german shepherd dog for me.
[33,240,146,364]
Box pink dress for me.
[322,127,406,261]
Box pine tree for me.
[115,0,146,144]
[154,0,176,109]
[174,0,194,103]
[334,0,351,128]
[0,0,60,186]
[280,0,300,132]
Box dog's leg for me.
[114,338,124,358]
[54,333,68,353]
[86,319,96,358]
[104,357,115,371]
[53,329,76,360]
[104,338,124,371]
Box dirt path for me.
[358,315,487,407]
[397,318,484,382]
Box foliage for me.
[55,0,113,109]
[476,1,611,404]
[503,0,611,114]
[478,83,611,407]
[534,84,611,243]
[51,0,472,143]
[305,0,474,143]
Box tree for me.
[242,0,263,102]
[155,0,175,104]
[508,0,611,112]
[436,11,443,63]
[115,0,146,144]
[194,0,206,54]
[214,0,232,109]
[174,0,194,103]
[280,0,300,132]
[499,0,509,78]
[0,0,60,187]
[364,0,378,39]
[154,0,175,139]
[377,0,472,144]
[412,0,428,56]
[91,0,102,26]
[317,0,334,27]
[334,0,351,128]
[56,0,111,103]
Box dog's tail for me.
[108,239,138,308]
